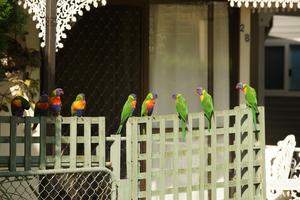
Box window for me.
[265,46,284,90]
[265,39,300,94]
[289,45,300,90]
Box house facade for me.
[19,0,298,144]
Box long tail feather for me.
[208,119,211,132]
[116,124,123,134]
[181,120,187,141]
[251,108,257,131]
[32,123,38,131]
[208,111,215,132]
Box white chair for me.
[266,135,300,200]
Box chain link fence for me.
[0,168,117,200]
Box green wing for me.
[141,100,146,116]
[176,95,188,140]
[117,98,133,134]
[20,96,30,110]
[120,99,133,125]
[176,96,188,122]
[245,85,258,112]
[201,92,214,131]
[141,93,152,116]
[245,85,258,130]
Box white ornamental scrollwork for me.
[18,0,107,51]
[228,0,300,9]
[290,151,300,198]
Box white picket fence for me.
[126,106,266,200]
[0,106,266,199]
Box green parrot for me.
[116,94,137,134]
[236,82,259,130]
[141,92,158,116]
[195,87,214,132]
[172,94,189,140]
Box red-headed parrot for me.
[196,87,214,132]
[10,96,30,117]
[32,94,49,131]
[116,94,137,134]
[71,93,86,117]
[172,94,188,140]
[49,88,64,116]
[236,82,258,130]
[141,92,158,116]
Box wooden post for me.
[43,0,57,94]
[208,3,214,96]
[239,7,251,104]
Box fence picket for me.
[111,135,120,179]
[130,118,138,199]
[159,119,166,200]
[248,109,255,198]
[98,117,105,167]
[235,107,242,198]
[199,113,205,199]
[146,120,152,199]
[84,117,91,167]
[40,117,46,169]
[187,116,193,200]
[211,115,217,200]
[70,117,77,168]
[54,117,62,169]
[224,113,230,199]
[173,117,179,200]
[24,117,32,171]
[9,117,17,171]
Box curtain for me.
[149,4,208,115]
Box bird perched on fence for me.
[49,88,64,116]
[116,94,137,134]
[141,92,158,117]
[172,94,188,140]
[32,94,49,131]
[236,82,258,130]
[71,93,86,117]
[195,87,214,132]
[10,96,30,117]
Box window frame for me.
[265,38,300,97]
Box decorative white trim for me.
[228,0,300,9]
[18,0,107,51]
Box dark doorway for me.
[56,5,147,134]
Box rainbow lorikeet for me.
[10,96,30,117]
[236,82,259,130]
[49,88,64,117]
[196,87,214,132]
[32,94,49,130]
[141,92,158,116]
[172,94,188,140]
[71,93,86,117]
[116,94,137,134]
